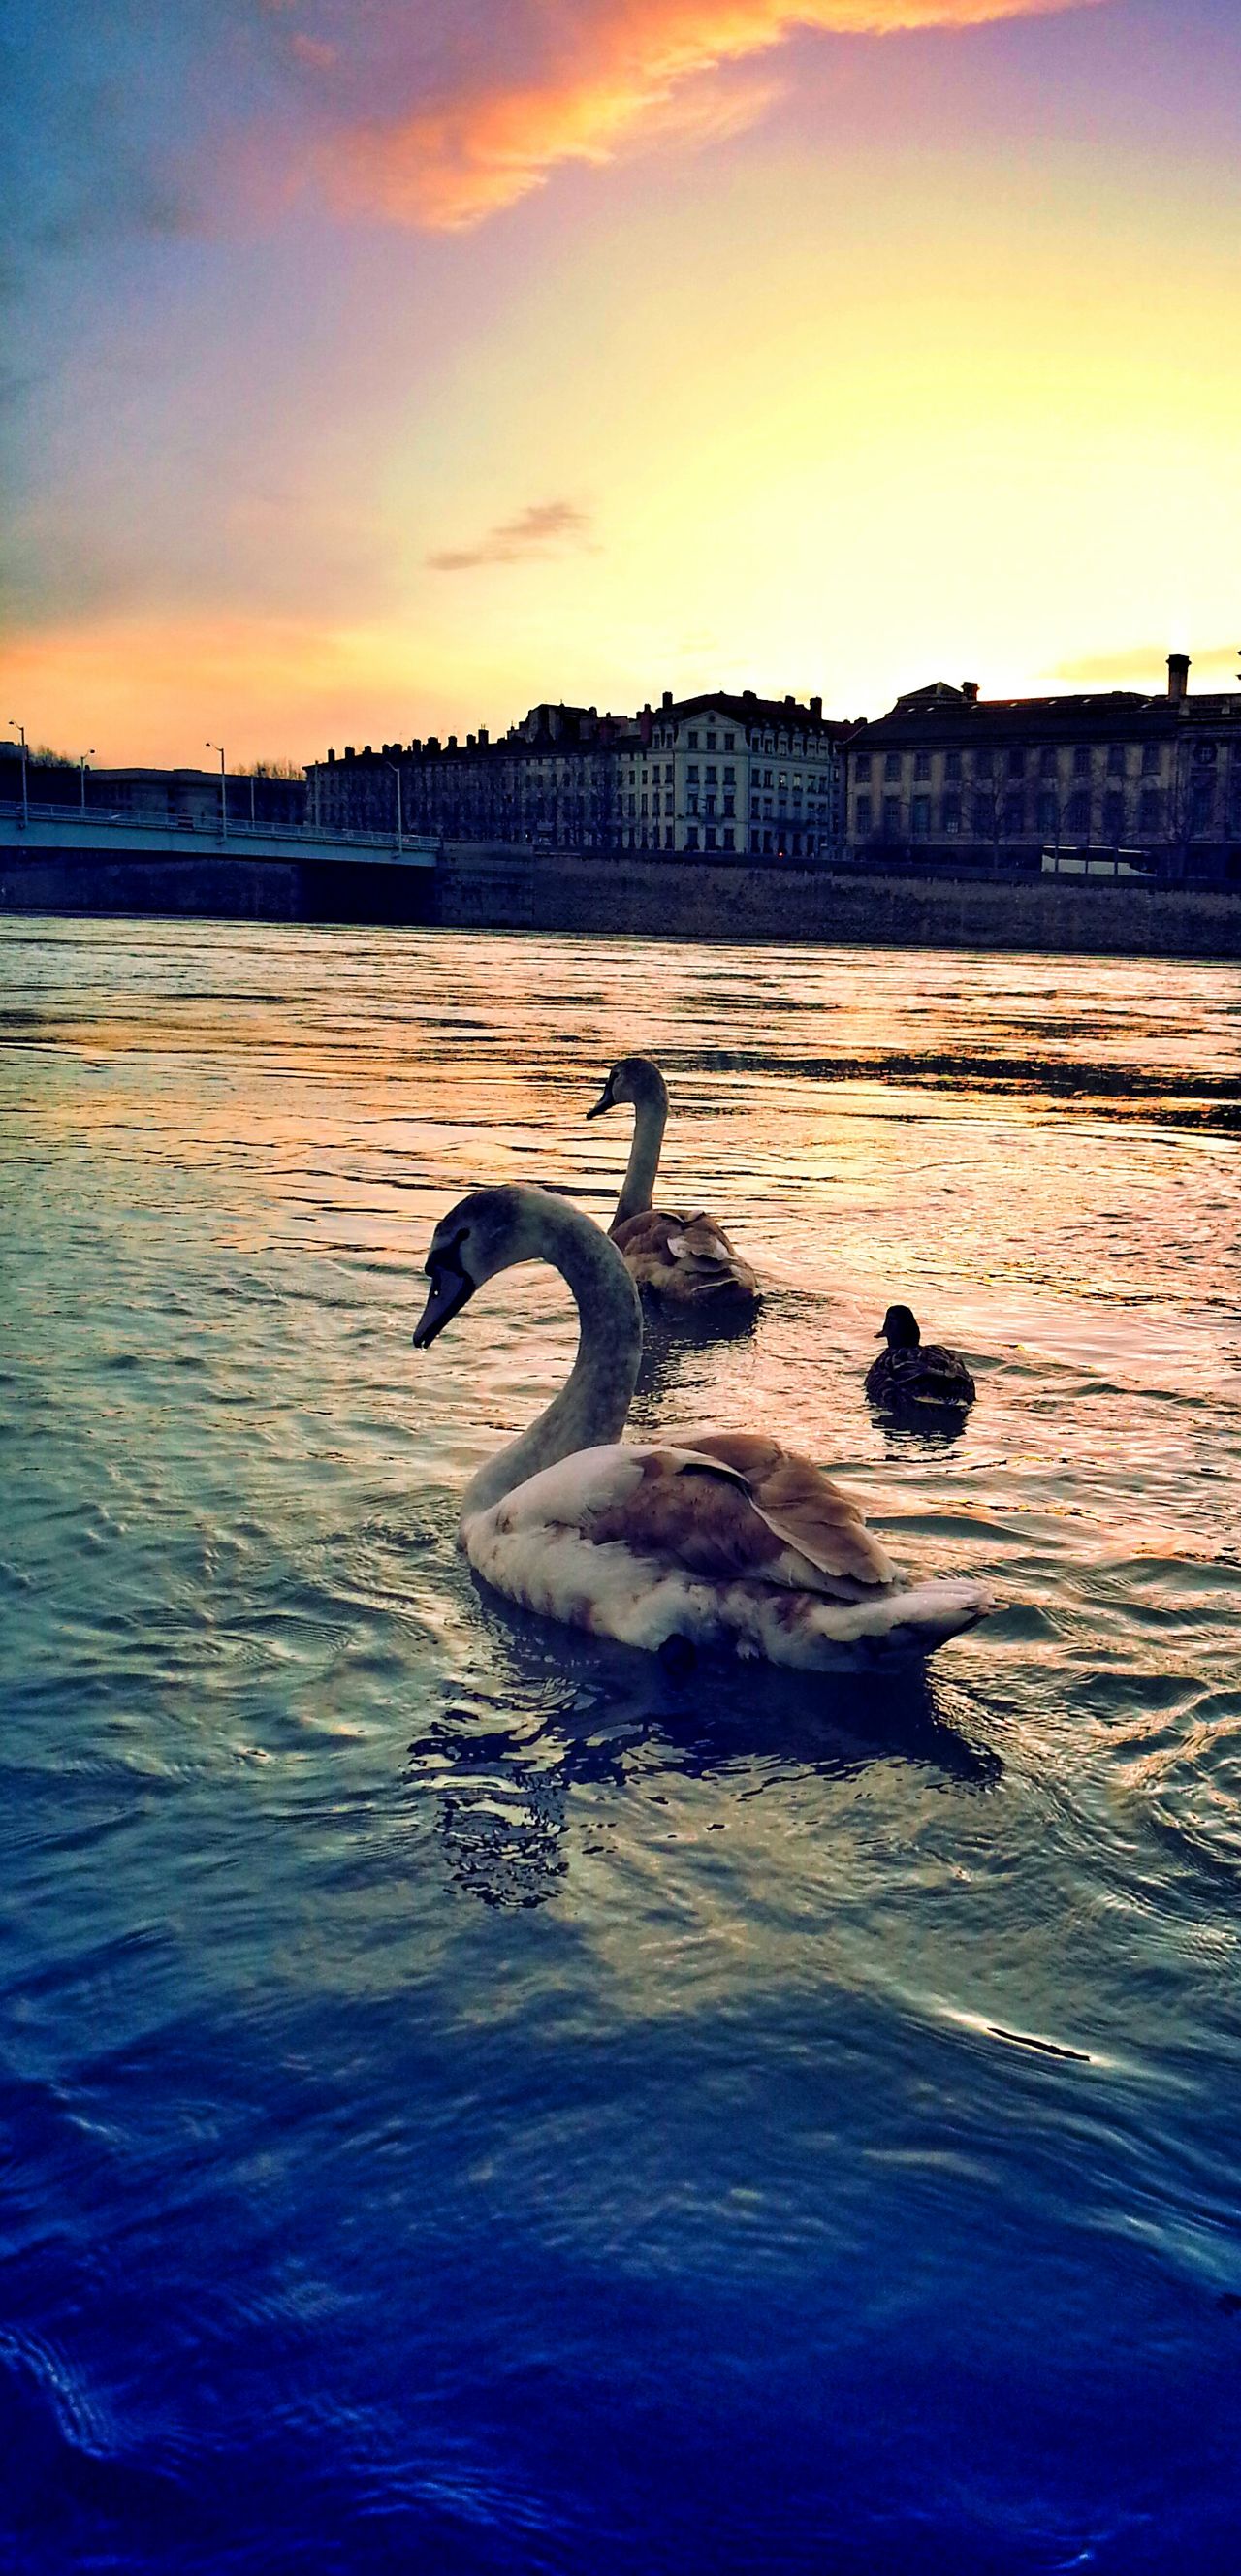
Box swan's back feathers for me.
[660,1432,896,1587]
[611,1208,759,1305]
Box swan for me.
[865,1306,976,1413]
[413,1184,992,1668]
[587,1054,760,1310]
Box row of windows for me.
[853,784,1236,840]
[856,742,1169,785]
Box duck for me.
[586,1054,760,1310]
[413,1183,992,1668]
[865,1306,976,1413]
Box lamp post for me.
[8,719,28,827]
[384,758,404,855]
[79,749,95,814]
[206,742,227,840]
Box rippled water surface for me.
[3,917,1241,2573]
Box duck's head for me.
[413,1184,547,1347]
[878,1303,921,1349]
[587,1054,668,1120]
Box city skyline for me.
[4,0,1240,765]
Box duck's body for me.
[865,1305,976,1413]
[413,1186,991,1670]
[588,1056,760,1310]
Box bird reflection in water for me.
[402,1601,1001,1910]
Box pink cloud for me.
[427,498,595,572]
[312,0,1107,230]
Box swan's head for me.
[587,1054,669,1120]
[413,1185,568,1348]
[878,1304,921,1349]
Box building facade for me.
[846,656,1241,877]
[305,688,849,860]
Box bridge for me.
[0,803,437,869]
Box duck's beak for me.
[586,1083,613,1121]
[412,1264,475,1348]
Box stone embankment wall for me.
[0,852,433,926]
[436,846,1241,962]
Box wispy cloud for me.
[314,0,1107,231]
[427,498,595,573]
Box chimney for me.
[661,689,673,710]
[639,702,652,745]
[327,747,335,765]
[477,727,489,747]
[809,695,822,720]
[961,681,979,705]
[1167,652,1190,703]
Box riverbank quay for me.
[436,843,1241,963]
[4,809,1241,960]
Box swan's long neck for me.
[614,1076,668,1225]
[461,1202,642,1521]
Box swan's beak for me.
[413,1264,476,1348]
[586,1084,613,1121]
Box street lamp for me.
[206,742,227,840]
[384,758,404,855]
[7,719,28,827]
[79,749,95,814]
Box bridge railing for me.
[0,800,438,854]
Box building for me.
[306,687,849,860]
[846,655,1241,878]
[0,753,306,829]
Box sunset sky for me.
[3,0,1239,766]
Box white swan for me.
[587,1055,760,1310]
[413,1183,992,1668]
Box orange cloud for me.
[319,0,1106,229]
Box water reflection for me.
[403,1614,1002,1910]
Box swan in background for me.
[413,1184,992,1669]
[866,1306,976,1413]
[587,1054,760,1311]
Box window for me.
[706,765,717,783]
[687,764,699,781]
[1138,789,1161,834]
[763,769,774,788]
[1066,790,1091,836]
[705,824,716,848]
[723,765,735,783]
[1103,792,1125,842]
[975,749,995,779]
[1036,793,1058,837]
[911,796,931,838]
[941,794,961,836]
[750,797,760,817]
[1073,745,1091,778]
[882,796,901,839]
[914,751,931,781]
[750,829,762,853]
[688,732,699,749]
[685,825,699,850]
[945,750,962,782]
[971,796,993,839]
[883,751,901,781]
[1106,744,1126,778]
[1039,746,1058,779]
[1007,747,1026,779]
[706,733,716,751]
[1191,781,1214,835]
[1141,742,1161,776]
[779,773,788,792]
[704,795,716,817]
[640,794,648,815]
[687,791,698,815]
[856,795,873,834]
[723,795,735,818]
[855,754,873,784]
[1003,794,1025,836]
[723,735,735,751]
[1193,740,1218,765]
[721,827,734,850]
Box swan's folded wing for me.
[659,1431,896,1587]
[583,1442,891,1593]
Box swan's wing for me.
[613,1208,758,1301]
[658,1430,896,1587]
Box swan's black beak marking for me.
[413,1262,475,1348]
[586,1082,613,1121]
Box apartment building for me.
[305,687,848,860]
[846,655,1241,877]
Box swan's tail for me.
[736,1574,996,1669]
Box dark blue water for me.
[3,919,1240,2572]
